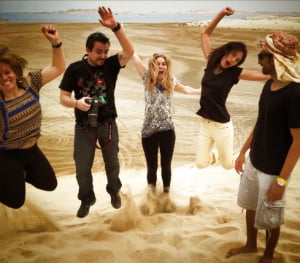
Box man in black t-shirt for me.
[226,31,300,263]
[59,6,134,218]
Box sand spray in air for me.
[0,200,60,236]
[140,190,177,216]
[110,184,141,232]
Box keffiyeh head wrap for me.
[261,31,300,83]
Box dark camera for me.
[84,83,107,127]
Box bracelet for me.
[111,23,121,33]
[52,42,62,48]
[276,177,288,187]
[75,100,78,108]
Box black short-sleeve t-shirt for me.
[197,62,242,123]
[59,54,121,124]
[250,80,300,174]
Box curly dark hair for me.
[0,45,28,80]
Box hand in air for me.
[41,25,60,44]
[98,6,117,28]
[223,7,235,16]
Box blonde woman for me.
[132,52,200,194]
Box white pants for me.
[196,117,234,169]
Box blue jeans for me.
[74,119,122,203]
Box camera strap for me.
[94,120,114,151]
[82,56,102,82]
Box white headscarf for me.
[261,31,300,83]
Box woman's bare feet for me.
[225,246,258,258]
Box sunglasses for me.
[258,51,273,60]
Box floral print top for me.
[142,70,179,138]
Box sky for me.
[0,0,300,13]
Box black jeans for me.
[142,129,176,189]
[0,145,57,209]
[74,120,122,203]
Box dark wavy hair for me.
[85,32,110,51]
[209,41,247,68]
[0,45,28,80]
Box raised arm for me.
[239,68,270,81]
[201,7,234,60]
[131,52,147,78]
[40,25,66,85]
[98,6,134,67]
[174,83,201,95]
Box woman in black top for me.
[196,7,269,170]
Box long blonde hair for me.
[146,53,173,94]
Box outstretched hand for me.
[41,25,60,45]
[98,6,117,28]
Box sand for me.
[0,18,300,263]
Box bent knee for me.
[36,177,58,191]
[2,199,25,209]
[196,154,216,169]
[44,180,58,191]
[196,161,210,169]
[220,161,234,170]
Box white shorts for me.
[237,158,286,229]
